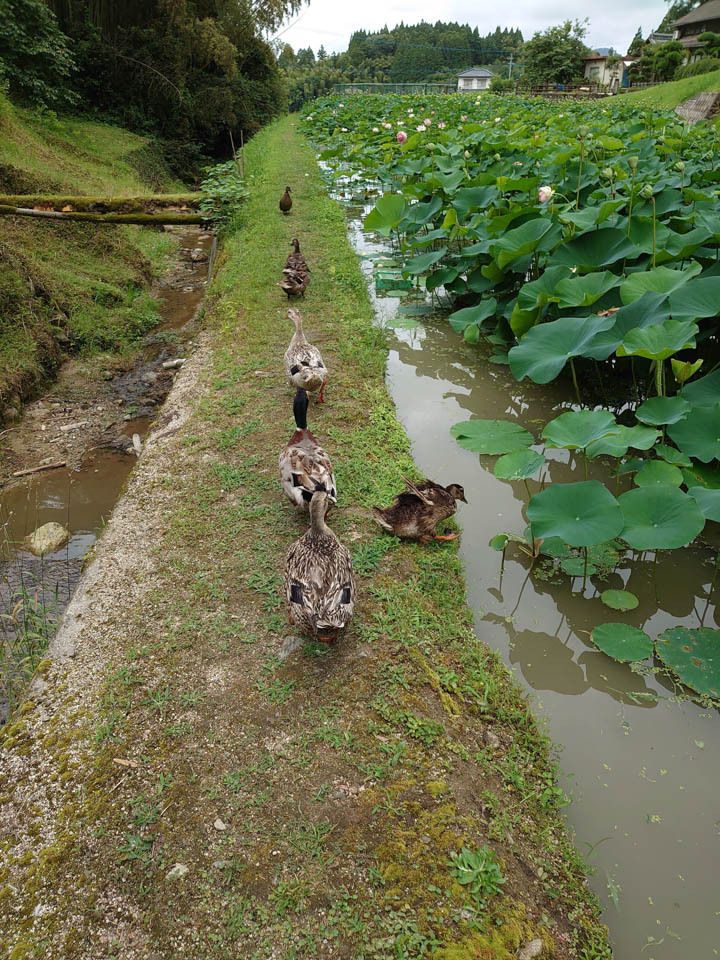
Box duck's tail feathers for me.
[371,507,393,532]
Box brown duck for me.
[280,239,310,298]
[372,478,467,542]
[279,186,293,214]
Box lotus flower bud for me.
[538,185,555,203]
[639,184,654,200]
[397,131,407,144]
[601,167,614,180]
[493,153,501,162]
[464,150,471,159]
[675,160,686,172]
[628,156,638,170]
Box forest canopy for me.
[0,0,306,174]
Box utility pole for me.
[508,52,514,78]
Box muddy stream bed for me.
[0,225,212,720]
[339,189,720,958]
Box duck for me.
[279,388,337,511]
[284,307,327,402]
[372,478,467,542]
[284,491,355,643]
[285,238,308,273]
[279,186,292,214]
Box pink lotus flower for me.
[424,118,432,125]
[437,121,446,129]
[341,127,347,132]
[397,131,407,144]
[372,126,379,132]
[416,125,426,132]
[461,115,467,121]
[538,186,555,203]
[338,102,344,107]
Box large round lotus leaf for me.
[450,419,534,455]
[586,424,659,459]
[634,460,683,488]
[619,262,701,305]
[592,623,653,662]
[493,449,545,480]
[655,444,692,467]
[600,589,639,611]
[527,481,623,547]
[542,410,617,451]
[364,194,408,235]
[667,406,720,463]
[561,557,598,576]
[618,486,705,549]
[508,313,615,384]
[636,396,691,426]
[656,626,720,698]
[687,486,720,521]
[618,318,698,362]
[681,369,720,408]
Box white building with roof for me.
[456,68,495,91]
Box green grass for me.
[623,68,720,108]
[0,91,184,421]
[0,116,611,959]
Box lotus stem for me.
[651,197,657,269]
[653,550,659,603]
[583,546,588,584]
[655,359,664,398]
[576,141,585,211]
[583,452,589,481]
[627,167,637,238]
[710,552,720,596]
[615,458,621,495]
[631,357,639,401]
[569,357,582,407]
[523,479,531,500]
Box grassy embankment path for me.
[0,116,611,959]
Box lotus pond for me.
[304,93,720,957]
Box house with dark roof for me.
[673,0,720,59]
[583,53,640,88]
[456,68,495,92]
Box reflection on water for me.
[343,200,720,958]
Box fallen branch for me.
[12,461,66,477]
[0,193,204,212]
[0,205,206,225]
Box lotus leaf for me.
[527,481,624,547]
[687,486,720,521]
[618,318,698,361]
[592,623,653,663]
[600,589,639,611]
[582,292,671,362]
[489,534,509,551]
[619,262,701,305]
[681,461,720,489]
[403,247,448,275]
[655,444,692,467]
[586,424,659,459]
[561,557,598,576]
[636,396,691,426]
[671,358,703,384]
[508,313,615,384]
[364,194,408,235]
[634,460,683,487]
[669,276,720,322]
[490,219,553,270]
[517,266,572,312]
[550,228,640,271]
[656,627,720,698]
[681,370,720,408]
[450,419,534,455]
[551,271,621,309]
[449,299,497,334]
[542,410,617,451]
[667,406,720,462]
[618,486,705,550]
[493,449,545,480]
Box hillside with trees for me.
[280,20,523,109]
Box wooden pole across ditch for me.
[0,193,203,211]
[0,204,206,225]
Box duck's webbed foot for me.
[434,533,460,541]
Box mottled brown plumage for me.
[372,478,467,541]
[279,389,337,511]
[284,492,355,642]
[280,238,310,297]
[279,186,292,213]
[284,308,327,401]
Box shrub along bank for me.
[0,116,610,959]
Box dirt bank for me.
[0,118,611,960]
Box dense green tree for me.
[521,20,591,85]
[0,0,76,106]
[698,31,720,56]
[628,27,644,55]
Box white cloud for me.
[275,0,668,59]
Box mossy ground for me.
[0,92,184,423]
[0,116,611,959]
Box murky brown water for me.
[344,203,720,958]
[0,226,212,719]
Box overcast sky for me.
[274,0,670,58]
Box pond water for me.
[342,197,720,959]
